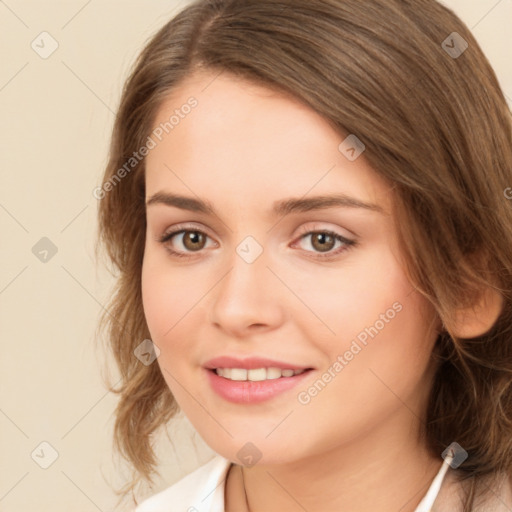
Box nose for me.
[208,244,286,337]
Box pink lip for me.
[203,356,312,371]
[204,367,314,404]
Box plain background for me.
[0,1,511,510]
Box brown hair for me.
[95,0,512,509]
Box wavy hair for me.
[95,0,512,508]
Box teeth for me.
[266,367,282,380]
[230,368,247,381]
[247,368,266,381]
[214,367,307,381]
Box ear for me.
[445,283,503,339]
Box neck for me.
[232,411,442,512]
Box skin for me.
[141,68,448,512]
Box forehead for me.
[149,68,336,145]
[145,69,391,216]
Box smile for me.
[205,367,314,404]
[214,367,307,381]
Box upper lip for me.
[204,356,313,371]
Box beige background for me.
[1,1,511,511]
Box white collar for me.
[135,454,451,512]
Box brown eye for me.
[293,228,356,260]
[181,231,206,251]
[310,232,336,252]
[159,228,213,257]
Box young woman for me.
[96,0,512,510]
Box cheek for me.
[291,289,436,453]
[141,249,215,394]
[141,256,196,398]
[287,245,418,351]
[294,247,437,404]
[351,249,438,363]
[141,259,170,339]
[141,249,200,340]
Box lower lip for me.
[205,368,314,404]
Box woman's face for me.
[142,69,441,465]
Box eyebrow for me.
[145,192,386,216]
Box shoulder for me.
[474,471,512,511]
[434,469,512,511]
[135,454,233,512]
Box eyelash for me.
[157,223,357,260]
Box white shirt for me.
[134,454,451,512]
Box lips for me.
[203,355,315,404]
[205,366,314,404]
[203,355,313,371]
